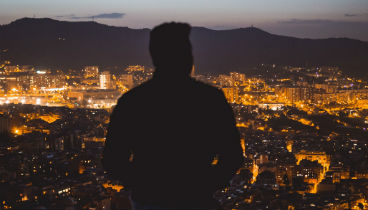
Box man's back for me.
[103,22,243,209]
[103,76,242,208]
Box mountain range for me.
[0,18,368,75]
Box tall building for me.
[84,66,99,78]
[230,72,245,84]
[30,72,65,89]
[119,74,134,89]
[218,74,234,87]
[222,87,240,104]
[4,65,20,73]
[100,71,112,89]
[283,86,312,104]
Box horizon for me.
[3,16,368,42]
[1,0,368,41]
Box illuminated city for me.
[1,0,368,206]
[1,59,368,209]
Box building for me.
[281,86,312,104]
[125,65,145,73]
[30,71,65,90]
[84,66,99,78]
[218,74,234,87]
[230,72,245,84]
[67,89,122,108]
[314,83,337,94]
[118,74,134,89]
[222,87,240,104]
[4,65,20,73]
[99,71,113,89]
[295,150,330,173]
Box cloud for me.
[279,19,336,25]
[273,18,368,41]
[81,13,125,19]
[56,13,125,20]
[344,13,358,17]
[279,19,368,26]
[55,14,75,19]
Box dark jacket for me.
[102,75,243,208]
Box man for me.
[103,22,243,210]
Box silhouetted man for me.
[103,22,243,210]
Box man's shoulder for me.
[118,80,153,100]
[191,79,224,97]
[117,78,225,103]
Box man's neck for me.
[153,70,191,82]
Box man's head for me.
[149,22,193,77]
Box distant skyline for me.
[1,0,368,41]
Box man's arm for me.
[215,91,244,184]
[102,96,133,185]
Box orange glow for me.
[21,195,28,201]
[39,114,60,123]
[286,140,293,153]
[103,183,124,192]
[79,166,85,174]
[211,154,219,166]
[295,150,330,193]
[240,139,246,157]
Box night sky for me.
[1,0,368,41]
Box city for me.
[1,61,368,209]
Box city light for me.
[1,64,368,209]
[36,70,46,74]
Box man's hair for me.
[149,22,193,75]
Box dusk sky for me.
[1,0,368,41]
